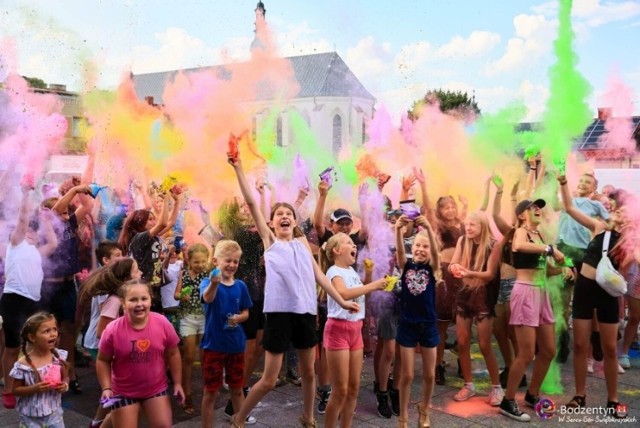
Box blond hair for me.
[214,239,243,259]
[460,211,492,272]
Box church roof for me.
[131,51,375,105]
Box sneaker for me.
[587,358,594,374]
[376,391,393,418]
[225,411,256,425]
[618,364,625,374]
[453,384,476,402]
[373,380,379,394]
[436,363,446,386]
[317,389,330,414]
[286,367,302,386]
[499,398,531,422]
[524,390,539,408]
[619,354,631,369]
[389,388,400,416]
[488,387,505,407]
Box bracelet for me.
[544,245,554,256]
[102,387,112,391]
[530,167,537,171]
[559,180,567,185]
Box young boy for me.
[200,240,253,427]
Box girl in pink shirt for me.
[96,280,184,428]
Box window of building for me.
[332,114,342,156]
[276,116,283,147]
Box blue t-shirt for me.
[200,278,253,354]
[558,197,609,250]
[398,260,436,323]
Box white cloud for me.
[485,13,555,75]
[275,20,333,57]
[533,0,640,27]
[346,36,394,79]
[435,31,501,59]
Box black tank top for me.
[512,230,545,269]
[582,231,621,270]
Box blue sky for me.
[2,0,639,121]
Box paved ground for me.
[1,327,639,427]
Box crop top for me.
[582,230,621,270]
[439,223,464,250]
[512,230,544,269]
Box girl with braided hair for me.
[10,312,69,427]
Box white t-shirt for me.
[84,294,108,350]
[161,260,183,309]
[3,241,43,301]
[326,265,365,321]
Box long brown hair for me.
[78,258,136,312]
[20,312,68,383]
[118,209,153,251]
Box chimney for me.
[48,84,67,92]
[597,107,612,121]
[145,96,155,106]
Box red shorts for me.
[202,350,244,393]
[323,318,363,351]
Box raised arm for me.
[357,183,369,242]
[414,169,437,227]
[149,194,170,237]
[479,176,492,212]
[157,192,180,236]
[37,211,58,258]
[10,187,31,246]
[51,184,91,217]
[394,216,409,270]
[491,177,513,234]
[229,158,273,244]
[400,173,416,202]
[557,175,599,233]
[313,181,330,238]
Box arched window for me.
[276,116,283,147]
[332,114,342,156]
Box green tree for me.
[408,89,480,120]
[23,76,47,89]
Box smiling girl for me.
[96,280,184,428]
[228,156,359,428]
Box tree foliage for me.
[408,89,480,120]
[23,76,47,89]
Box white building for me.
[131,2,375,156]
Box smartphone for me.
[319,166,335,188]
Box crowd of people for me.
[0,149,638,428]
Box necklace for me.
[524,226,539,235]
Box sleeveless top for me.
[582,230,621,270]
[439,222,465,250]
[512,230,544,269]
[263,239,317,315]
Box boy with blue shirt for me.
[199,240,254,427]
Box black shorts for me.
[262,312,317,354]
[0,293,40,347]
[242,299,265,340]
[572,274,619,324]
[40,278,77,324]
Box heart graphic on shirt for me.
[136,339,151,352]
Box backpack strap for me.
[602,231,611,256]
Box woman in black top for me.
[558,175,630,418]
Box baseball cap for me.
[331,208,353,223]
[515,199,546,216]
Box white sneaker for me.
[587,358,594,374]
[245,416,257,425]
[619,354,631,369]
[618,364,625,374]
[453,384,476,401]
[488,387,505,407]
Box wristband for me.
[559,180,567,185]
[102,387,112,392]
[544,245,554,256]
[530,167,537,171]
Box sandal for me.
[299,416,317,427]
[417,403,431,428]
[229,415,244,428]
[69,379,82,394]
[183,395,195,414]
[566,395,586,408]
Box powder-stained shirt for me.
[178,270,208,317]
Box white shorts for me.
[179,313,206,337]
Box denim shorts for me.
[497,278,516,304]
